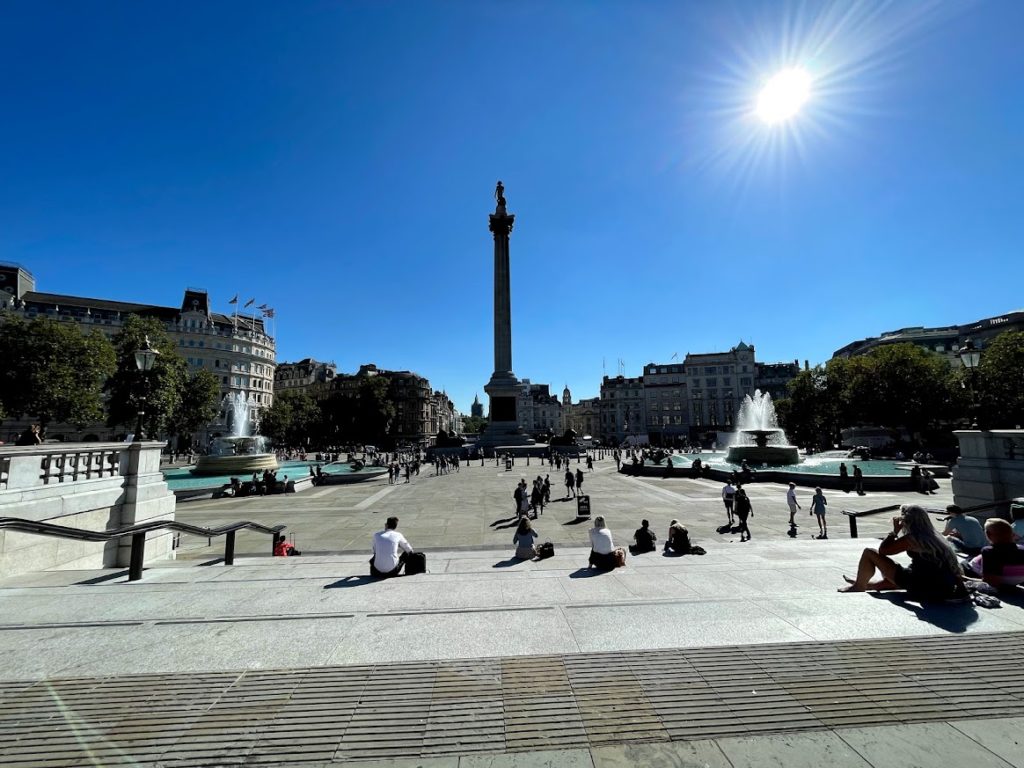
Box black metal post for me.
[848,514,858,539]
[224,530,236,565]
[129,532,146,581]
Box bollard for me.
[848,514,859,539]
[128,532,146,581]
[224,530,236,565]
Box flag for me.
[262,308,275,318]
[228,295,238,304]
[258,304,269,310]
[243,298,255,308]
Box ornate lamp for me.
[133,336,160,440]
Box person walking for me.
[735,487,753,542]
[786,482,800,527]
[565,468,576,498]
[543,474,551,504]
[513,480,525,517]
[575,467,585,496]
[810,487,828,539]
[722,481,736,526]
[839,463,850,493]
[531,478,544,518]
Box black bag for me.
[405,551,427,575]
[537,542,555,559]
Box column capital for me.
[489,213,515,238]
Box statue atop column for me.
[494,180,507,215]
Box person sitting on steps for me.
[838,505,966,600]
[513,517,540,560]
[588,515,622,570]
[663,520,691,554]
[629,519,657,555]
[370,516,414,578]
[273,533,301,556]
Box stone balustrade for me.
[952,429,1024,513]
[0,441,176,579]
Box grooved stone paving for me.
[2,632,1023,766]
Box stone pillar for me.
[952,429,1024,514]
[491,211,514,377]
[115,441,177,567]
[480,183,534,449]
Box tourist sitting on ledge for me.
[513,517,540,560]
[370,516,414,578]
[273,533,301,556]
[965,519,1024,589]
[942,505,987,556]
[663,520,692,554]
[629,519,657,555]
[588,516,624,570]
[838,505,966,600]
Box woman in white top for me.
[588,515,620,570]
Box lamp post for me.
[133,335,160,441]
[958,338,981,429]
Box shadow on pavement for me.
[569,567,608,578]
[493,558,528,568]
[323,576,376,589]
[871,593,979,633]
[562,517,590,526]
[489,516,518,528]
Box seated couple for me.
[588,516,626,570]
[370,516,415,577]
[628,519,692,555]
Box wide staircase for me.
[3,540,1024,767]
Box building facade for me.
[516,380,562,438]
[754,360,801,403]
[0,263,275,444]
[599,374,646,445]
[832,310,1024,364]
[470,394,484,418]
[274,358,336,398]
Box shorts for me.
[892,565,958,600]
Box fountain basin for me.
[192,454,280,476]
[725,444,801,465]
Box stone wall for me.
[0,441,176,579]
[952,429,1024,514]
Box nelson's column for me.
[480,181,534,449]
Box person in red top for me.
[273,533,301,557]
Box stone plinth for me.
[952,429,1024,512]
[0,441,176,578]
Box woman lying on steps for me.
[838,504,966,600]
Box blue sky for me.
[2,1,1022,413]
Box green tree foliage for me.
[0,313,116,429]
[354,376,395,445]
[167,369,222,445]
[105,315,187,436]
[777,344,957,447]
[976,330,1024,428]
[260,390,322,448]
[462,415,488,434]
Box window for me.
[706,378,718,387]
[741,377,752,386]
[705,366,716,374]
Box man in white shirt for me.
[786,482,800,527]
[371,516,414,578]
[722,482,736,526]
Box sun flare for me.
[756,67,812,124]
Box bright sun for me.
[756,67,812,124]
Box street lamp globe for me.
[135,335,160,372]
[958,338,980,370]
[133,336,160,441]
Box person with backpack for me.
[370,516,414,578]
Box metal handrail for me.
[0,517,286,581]
[841,498,1014,539]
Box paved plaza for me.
[2,457,1022,767]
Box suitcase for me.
[405,551,427,575]
[537,542,555,560]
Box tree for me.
[976,330,1024,428]
[0,313,115,430]
[462,415,488,434]
[354,376,395,445]
[260,390,321,448]
[105,315,187,436]
[854,343,953,438]
[166,369,221,449]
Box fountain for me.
[192,392,280,476]
[725,390,801,466]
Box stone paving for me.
[171,455,955,557]
[4,456,1019,768]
